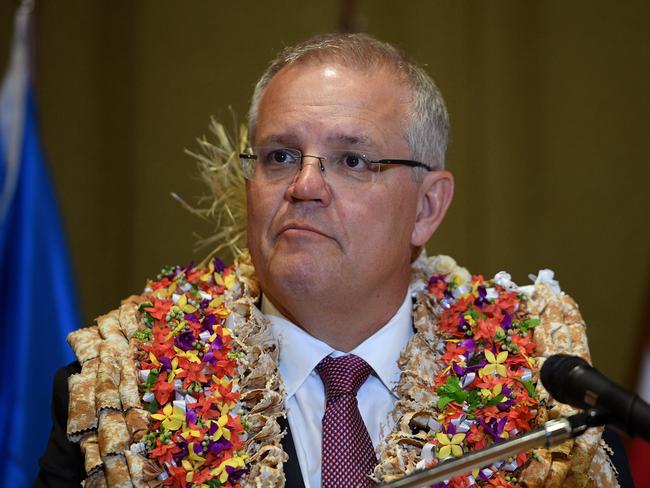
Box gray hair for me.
[247,33,449,170]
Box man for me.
[244,34,453,487]
[36,33,631,487]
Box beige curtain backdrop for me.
[1,1,648,387]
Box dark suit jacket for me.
[35,363,633,488]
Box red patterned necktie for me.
[316,354,376,488]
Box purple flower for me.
[478,417,508,442]
[175,331,195,351]
[475,286,488,307]
[186,407,198,426]
[501,312,513,330]
[460,338,477,351]
[172,439,189,463]
[208,438,232,455]
[452,362,466,376]
[203,335,224,365]
[212,258,226,273]
[429,275,442,285]
[184,312,200,324]
[478,468,494,481]
[202,314,218,331]
[457,315,467,332]
[226,465,248,483]
[159,356,171,370]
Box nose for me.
[285,156,332,205]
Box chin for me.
[266,247,335,296]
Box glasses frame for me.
[239,148,434,181]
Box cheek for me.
[358,187,417,247]
[246,186,278,252]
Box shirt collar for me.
[262,293,413,399]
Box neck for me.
[262,277,410,352]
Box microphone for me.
[540,354,650,441]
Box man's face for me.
[246,62,427,314]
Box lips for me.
[277,222,331,239]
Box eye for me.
[261,148,300,166]
[339,152,370,171]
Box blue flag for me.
[0,2,80,485]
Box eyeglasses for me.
[239,146,433,185]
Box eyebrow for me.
[258,132,373,148]
[325,132,370,147]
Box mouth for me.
[277,223,331,240]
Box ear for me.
[411,170,454,247]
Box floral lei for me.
[416,272,541,486]
[135,259,248,487]
[66,252,614,487]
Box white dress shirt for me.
[262,294,414,488]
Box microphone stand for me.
[379,409,607,488]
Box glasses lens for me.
[327,150,382,184]
[254,147,301,182]
[239,152,256,180]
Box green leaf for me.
[437,396,453,410]
[466,389,481,412]
[465,307,485,321]
[516,318,540,334]
[142,311,155,327]
[145,398,160,414]
[515,378,537,398]
[144,369,159,392]
[436,375,468,407]
[486,394,506,406]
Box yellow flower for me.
[436,432,466,459]
[176,294,197,313]
[174,346,201,364]
[212,414,232,441]
[215,272,236,290]
[479,350,508,378]
[151,404,184,431]
[209,295,224,308]
[480,382,503,399]
[188,442,206,464]
[210,455,247,484]
[149,351,161,367]
[166,357,184,382]
[215,304,231,318]
[200,261,215,282]
[471,281,480,297]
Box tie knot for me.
[315,354,373,398]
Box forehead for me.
[254,62,411,155]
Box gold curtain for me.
[2,0,647,386]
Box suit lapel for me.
[277,415,306,488]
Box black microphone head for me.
[540,354,591,404]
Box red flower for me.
[165,464,187,487]
[152,375,175,405]
[177,358,209,388]
[213,358,236,377]
[145,298,172,321]
[466,423,488,450]
[149,439,182,465]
